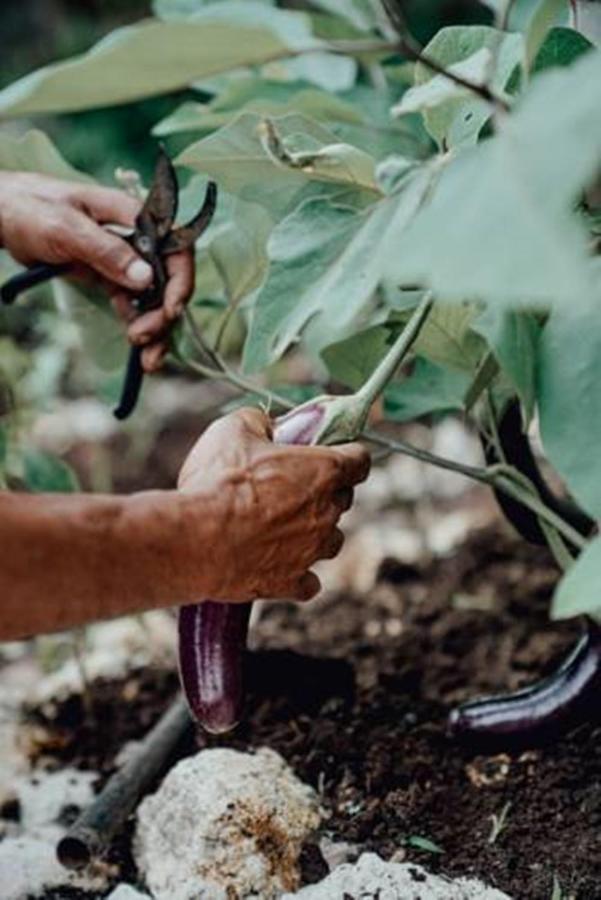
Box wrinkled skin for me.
[0,409,369,640]
[177,408,370,601]
[0,171,194,372]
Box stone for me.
[135,747,321,900]
[283,852,513,899]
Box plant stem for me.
[355,293,434,408]
[365,430,588,552]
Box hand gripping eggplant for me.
[0,147,217,420]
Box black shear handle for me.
[114,345,144,421]
[2,263,145,421]
[1,263,72,305]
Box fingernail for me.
[126,259,153,286]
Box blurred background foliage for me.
[0,0,489,181]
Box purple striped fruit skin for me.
[177,403,326,732]
[448,621,601,752]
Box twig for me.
[56,695,191,870]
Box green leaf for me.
[154,0,274,18]
[207,196,273,306]
[480,0,569,32]
[263,51,358,92]
[403,26,523,149]
[242,166,434,372]
[322,326,391,390]
[537,300,601,518]
[176,112,376,215]
[384,358,470,422]
[406,835,445,854]
[0,129,92,182]
[23,451,80,493]
[389,302,485,373]
[524,0,569,70]
[0,6,320,117]
[393,47,494,116]
[385,50,601,310]
[154,84,364,136]
[532,27,593,73]
[552,535,601,619]
[474,308,540,419]
[308,0,377,32]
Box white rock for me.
[283,853,512,899]
[106,885,152,900]
[0,828,75,900]
[0,768,104,900]
[0,825,108,900]
[12,768,96,831]
[135,747,321,900]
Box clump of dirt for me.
[19,526,601,899]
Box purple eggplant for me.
[177,399,336,732]
[448,620,601,753]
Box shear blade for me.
[162,181,218,254]
[135,145,179,242]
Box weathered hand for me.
[177,407,371,602]
[0,172,194,372]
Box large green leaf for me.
[321,325,391,389]
[389,302,485,372]
[242,165,434,372]
[0,5,320,117]
[537,300,601,518]
[474,307,540,418]
[385,50,601,310]
[177,112,379,215]
[552,535,601,620]
[384,358,470,422]
[398,26,523,150]
[0,129,92,182]
[207,197,273,306]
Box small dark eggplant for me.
[448,619,601,753]
[481,399,594,547]
[177,400,332,732]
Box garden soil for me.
[24,526,601,900]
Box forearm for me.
[0,490,214,640]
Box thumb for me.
[64,209,153,290]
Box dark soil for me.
[18,526,601,900]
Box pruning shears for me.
[0,148,217,420]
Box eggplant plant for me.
[1,0,600,749]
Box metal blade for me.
[135,145,179,244]
[161,181,217,254]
